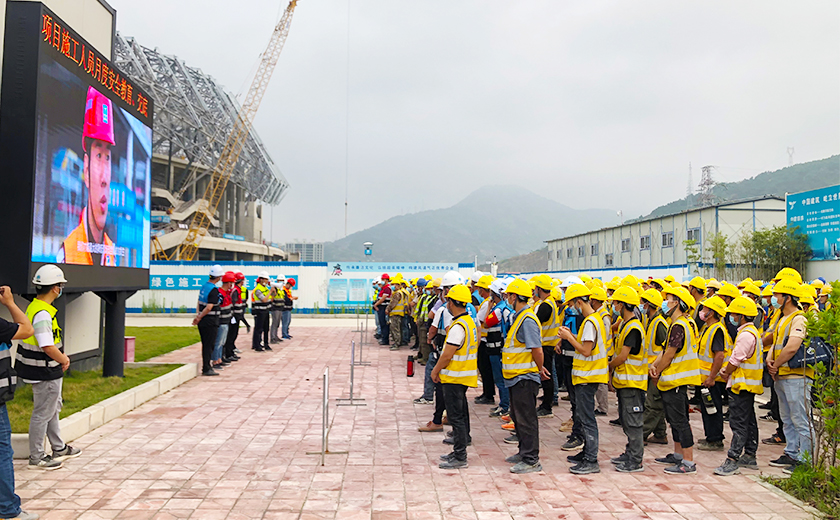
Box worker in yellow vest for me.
[607,286,647,473]
[759,282,785,444]
[714,296,763,476]
[387,278,407,349]
[558,284,608,475]
[474,275,497,406]
[589,286,612,417]
[817,284,832,312]
[500,279,549,474]
[766,278,810,474]
[649,286,700,475]
[531,274,559,418]
[695,296,731,452]
[431,284,478,470]
[640,288,669,445]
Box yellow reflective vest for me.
[698,321,732,383]
[611,318,647,390]
[502,308,540,379]
[772,310,811,378]
[658,315,702,391]
[763,308,781,352]
[731,324,764,395]
[439,313,478,387]
[572,313,609,385]
[645,314,668,365]
[390,289,406,316]
[536,297,560,347]
[597,306,614,357]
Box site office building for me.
[545,196,786,279]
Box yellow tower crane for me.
[172,0,298,261]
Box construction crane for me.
[170,0,298,261]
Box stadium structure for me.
[113,34,291,261]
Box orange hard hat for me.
[83,86,115,151]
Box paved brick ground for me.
[14,324,816,520]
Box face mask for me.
[771,296,782,309]
[699,309,710,321]
[728,315,739,327]
[661,301,672,315]
[57,287,63,298]
[638,304,647,315]
[566,305,579,316]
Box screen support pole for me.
[95,290,136,377]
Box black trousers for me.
[764,350,785,440]
[198,320,218,373]
[477,342,495,399]
[559,354,583,441]
[377,307,390,345]
[661,385,694,449]
[252,311,269,349]
[617,387,646,466]
[538,346,555,411]
[509,379,540,465]
[225,315,240,358]
[442,383,471,460]
[699,381,726,443]
[728,390,758,460]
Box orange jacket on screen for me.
[61,220,117,266]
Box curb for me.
[747,475,823,518]
[11,362,198,459]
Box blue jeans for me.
[213,323,228,361]
[488,355,509,410]
[0,404,21,518]
[281,310,292,338]
[775,377,813,463]
[422,351,438,401]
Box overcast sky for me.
[109,0,840,244]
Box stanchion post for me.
[307,366,348,464]
[337,340,366,406]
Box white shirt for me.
[581,319,597,343]
[433,306,453,331]
[445,322,466,347]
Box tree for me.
[684,239,701,275]
[707,232,728,280]
[742,226,812,281]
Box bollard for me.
[337,340,366,406]
[306,367,348,465]
[354,317,371,367]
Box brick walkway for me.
[14,325,816,520]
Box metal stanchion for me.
[337,340,366,406]
[306,367,348,465]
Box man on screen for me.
[57,86,117,266]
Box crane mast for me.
[175,0,298,261]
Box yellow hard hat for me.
[611,276,622,283]
[799,293,815,306]
[584,280,595,289]
[621,274,638,287]
[663,285,696,309]
[528,280,537,291]
[610,286,640,307]
[726,296,758,317]
[447,284,472,304]
[506,279,533,299]
[606,280,620,291]
[651,278,667,289]
[772,280,801,298]
[810,279,824,289]
[430,278,442,288]
[565,284,592,302]
[820,284,833,296]
[592,278,604,288]
[773,267,802,285]
[701,296,727,317]
[706,278,722,290]
[760,284,774,297]
[640,288,664,308]
[533,274,553,291]
[717,282,741,300]
[579,274,592,283]
[741,282,761,297]
[424,274,433,281]
[589,286,607,301]
[804,284,818,298]
[664,275,676,283]
[669,280,681,288]
[551,286,564,301]
[476,275,494,290]
[736,277,754,289]
[689,276,707,292]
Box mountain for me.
[323,186,617,262]
[637,155,840,221]
[478,247,549,274]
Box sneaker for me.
[758,401,772,410]
[696,440,725,451]
[413,397,433,405]
[442,437,471,446]
[253,346,264,352]
[439,458,468,469]
[510,461,543,474]
[782,462,801,475]
[505,453,522,464]
[552,399,559,407]
[500,414,512,423]
[263,345,273,351]
[738,455,759,470]
[567,450,585,463]
[569,460,600,475]
[440,452,457,461]
[489,407,508,417]
[51,445,81,462]
[610,453,629,465]
[654,453,681,466]
[615,461,644,473]
[609,418,622,427]
[503,434,519,445]
[474,395,495,405]
[560,394,570,401]
[561,438,584,451]
[418,421,443,432]
[664,461,697,475]
[389,345,400,351]
[645,435,669,445]
[714,458,740,476]
[559,419,574,432]
[446,430,454,438]
[594,410,607,416]
[501,422,516,431]
[536,408,554,419]
[762,434,785,445]
[233,348,242,354]
[212,363,224,370]
[202,369,219,376]
[769,454,797,467]
[28,456,62,470]
[15,511,40,520]
[759,413,775,422]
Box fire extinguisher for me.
[407,355,415,377]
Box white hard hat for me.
[258,270,270,280]
[441,270,465,288]
[209,265,224,277]
[560,275,583,289]
[276,275,286,283]
[33,264,67,286]
[489,279,506,296]
[470,271,484,283]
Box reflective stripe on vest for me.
[502,309,540,379]
[390,290,406,316]
[645,314,668,365]
[772,310,812,378]
[658,315,702,391]
[763,309,781,352]
[537,297,560,347]
[611,318,648,390]
[731,324,764,394]
[439,314,479,387]
[698,321,732,382]
[572,313,609,385]
[597,306,614,357]
[251,284,271,311]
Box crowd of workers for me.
[370,268,834,476]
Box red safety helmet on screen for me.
[222,272,236,283]
[288,279,296,287]
[83,86,115,151]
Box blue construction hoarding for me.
[786,184,840,261]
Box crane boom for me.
[176,0,298,261]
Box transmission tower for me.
[686,162,693,210]
[787,147,795,166]
[698,165,717,207]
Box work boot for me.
[439,458,468,469]
[418,421,443,432]
[714,458,740,476]
[510,461,542,474]
[696,440,724,451]
[569,460,600,475]
[738,454,758,470]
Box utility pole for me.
[787,147,795,167]
[344,0,351,237]
[698,165,716,207]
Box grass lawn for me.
[126,326,200,361]
[8,364,180,433]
